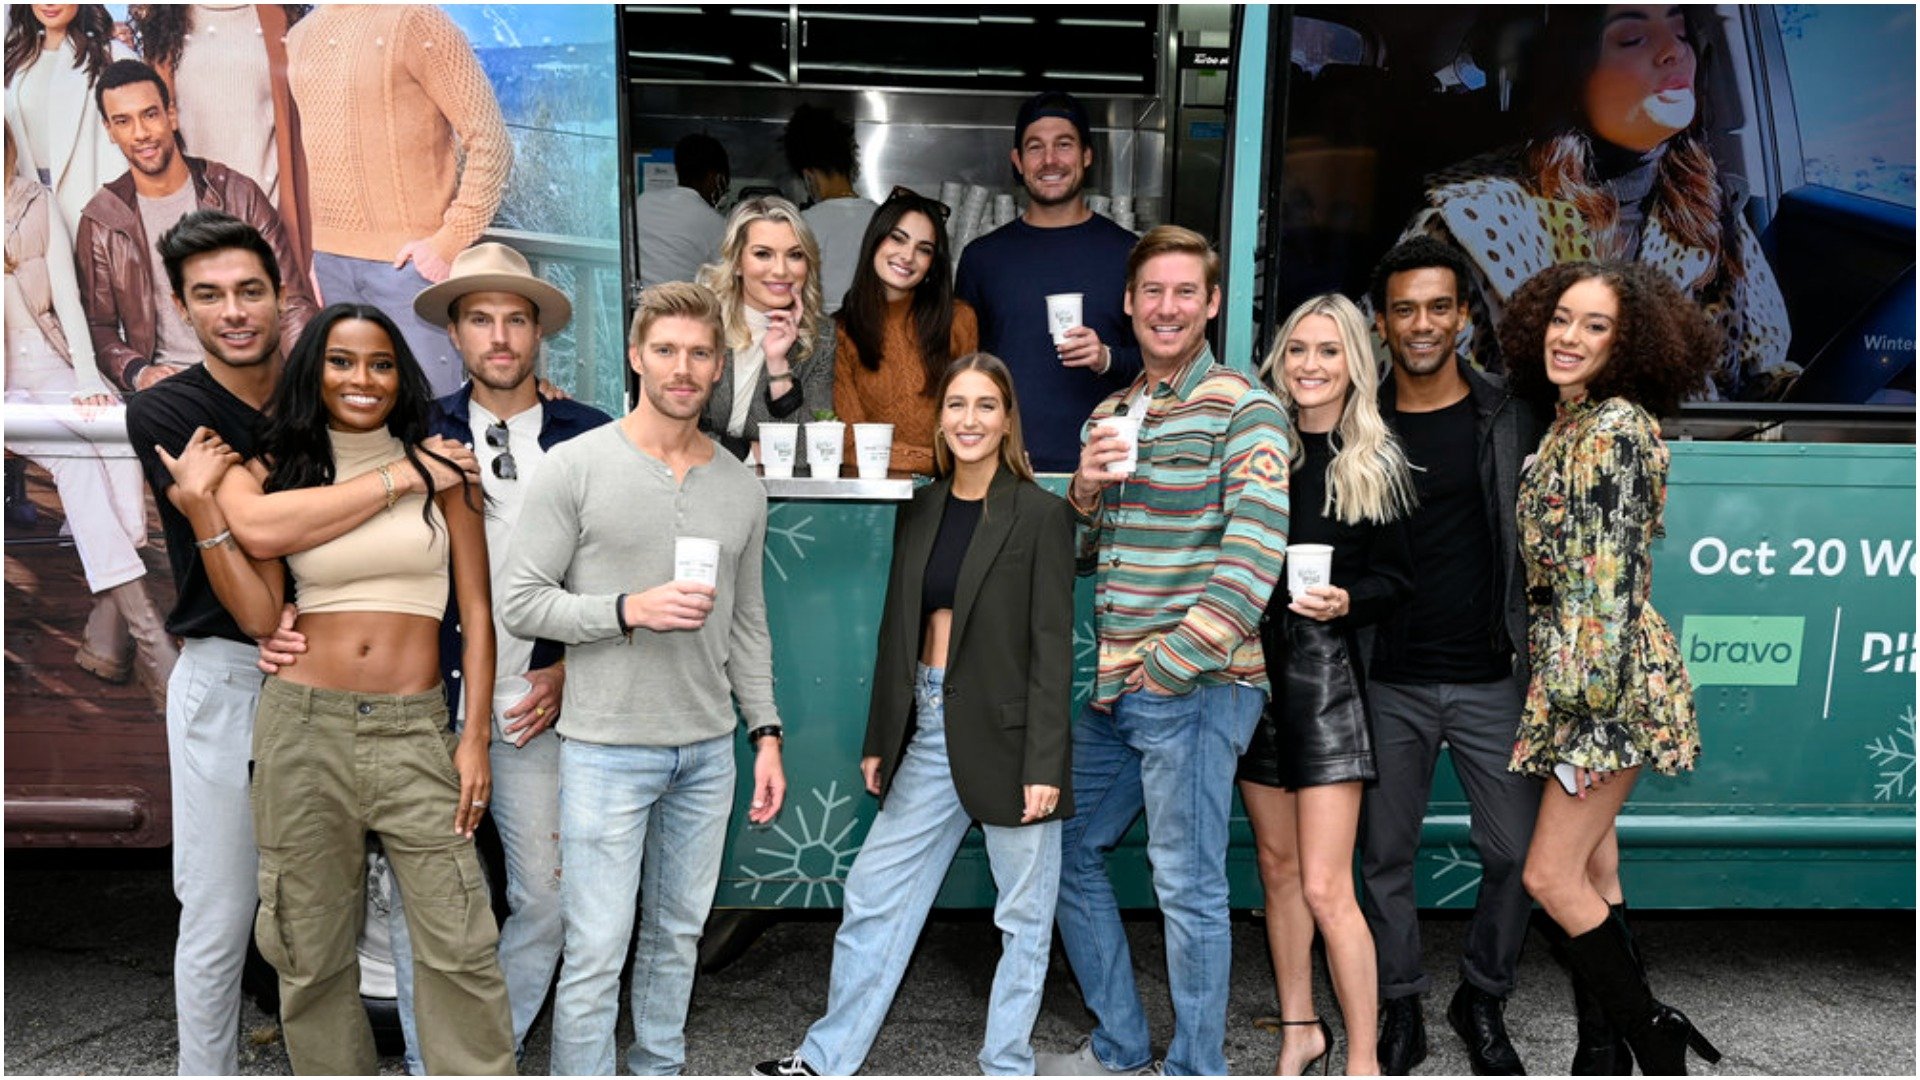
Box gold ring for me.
[535,706,548,716]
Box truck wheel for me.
[698,909,776,973]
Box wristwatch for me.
[747,725,783,747]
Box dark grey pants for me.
[1360,676,1541,1000]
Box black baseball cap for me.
[1014,90,1091,147]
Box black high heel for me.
[1278,1018,1334,1076]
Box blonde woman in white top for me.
[696,195,837,464]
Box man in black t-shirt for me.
[123,210,475,1075]
[1359,238,1545,1076]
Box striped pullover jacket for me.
[1075,348,1293,708]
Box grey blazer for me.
[703,314,838,464]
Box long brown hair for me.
[1520,6,1743,291]
[931,353,1035,483]
[840,189,955,397]
[4,5,116,87]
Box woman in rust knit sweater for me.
[833,187,978,475]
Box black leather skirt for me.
[1237,614,1377,790]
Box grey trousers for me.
[1360,676,1541,1000]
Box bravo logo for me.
[1680,616,1805,686]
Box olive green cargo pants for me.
[251,676,514,1075]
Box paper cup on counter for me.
[1098,414,1140,477]
[759,423,799,478]
[804,421,845,477]
[1287,544,1334,598]
[492,675,533,744]
[674,536,721,587]
[1046,292,1084,345]
[852,423,894,479]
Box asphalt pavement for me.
[4,849,1913,1075]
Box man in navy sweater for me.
[955,90,1140,472]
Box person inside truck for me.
[831,185,978,475]
[695,195,837,466]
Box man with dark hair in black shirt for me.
[124,209,475,1075]
[1360,236,1545,1076]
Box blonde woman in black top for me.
[1242,294,1415,1075]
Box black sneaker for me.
[753,1055,819,1076]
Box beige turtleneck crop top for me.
[285,428,450,618]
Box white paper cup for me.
[758,422,799,478]
[852,423,894,480]
[674,536,720,587]
[1287,544,1334,598]
[492,675,533,744]
[1046,292,1084,345]
[804,421,845,477]
[1099,415,1140,477]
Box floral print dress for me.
[1510,396,1700,776]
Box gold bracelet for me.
[377,463,398,510]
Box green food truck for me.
[3,6,1912,1014]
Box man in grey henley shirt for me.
[498,281,787,1075]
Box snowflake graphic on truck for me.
[1866,705,1916,802]
[731,781,862,906]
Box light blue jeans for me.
[799,665,1062,1075]
[391,721,564,1072]
[550,733,735,1075]
[1054,682,1265,1076]
[312,252,465,397]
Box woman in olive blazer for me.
[756,354,1075,1079]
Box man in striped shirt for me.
[1038,226,1292,1077]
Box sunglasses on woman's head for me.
[887,184,951,224]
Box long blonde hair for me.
[1259,294,1416,526]
[695,196,826,359]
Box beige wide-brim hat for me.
[412,242,573,335]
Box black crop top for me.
[921,493,983,614]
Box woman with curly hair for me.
[127,4,313,269]
[1406,4,1794,400]
[696,195,837,465]
[1241,294,1415,1075]
[1499,260,1719,1075]
[4,4,130,231]
[209,302,515,1074]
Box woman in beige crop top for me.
[193,304,515,1072]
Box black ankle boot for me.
[1540,909,1632,1074]
[1561,909,1722,1076]
[1378,996,1428,1075]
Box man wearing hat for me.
[955,89,1140,473]
[261,241,612,1071]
